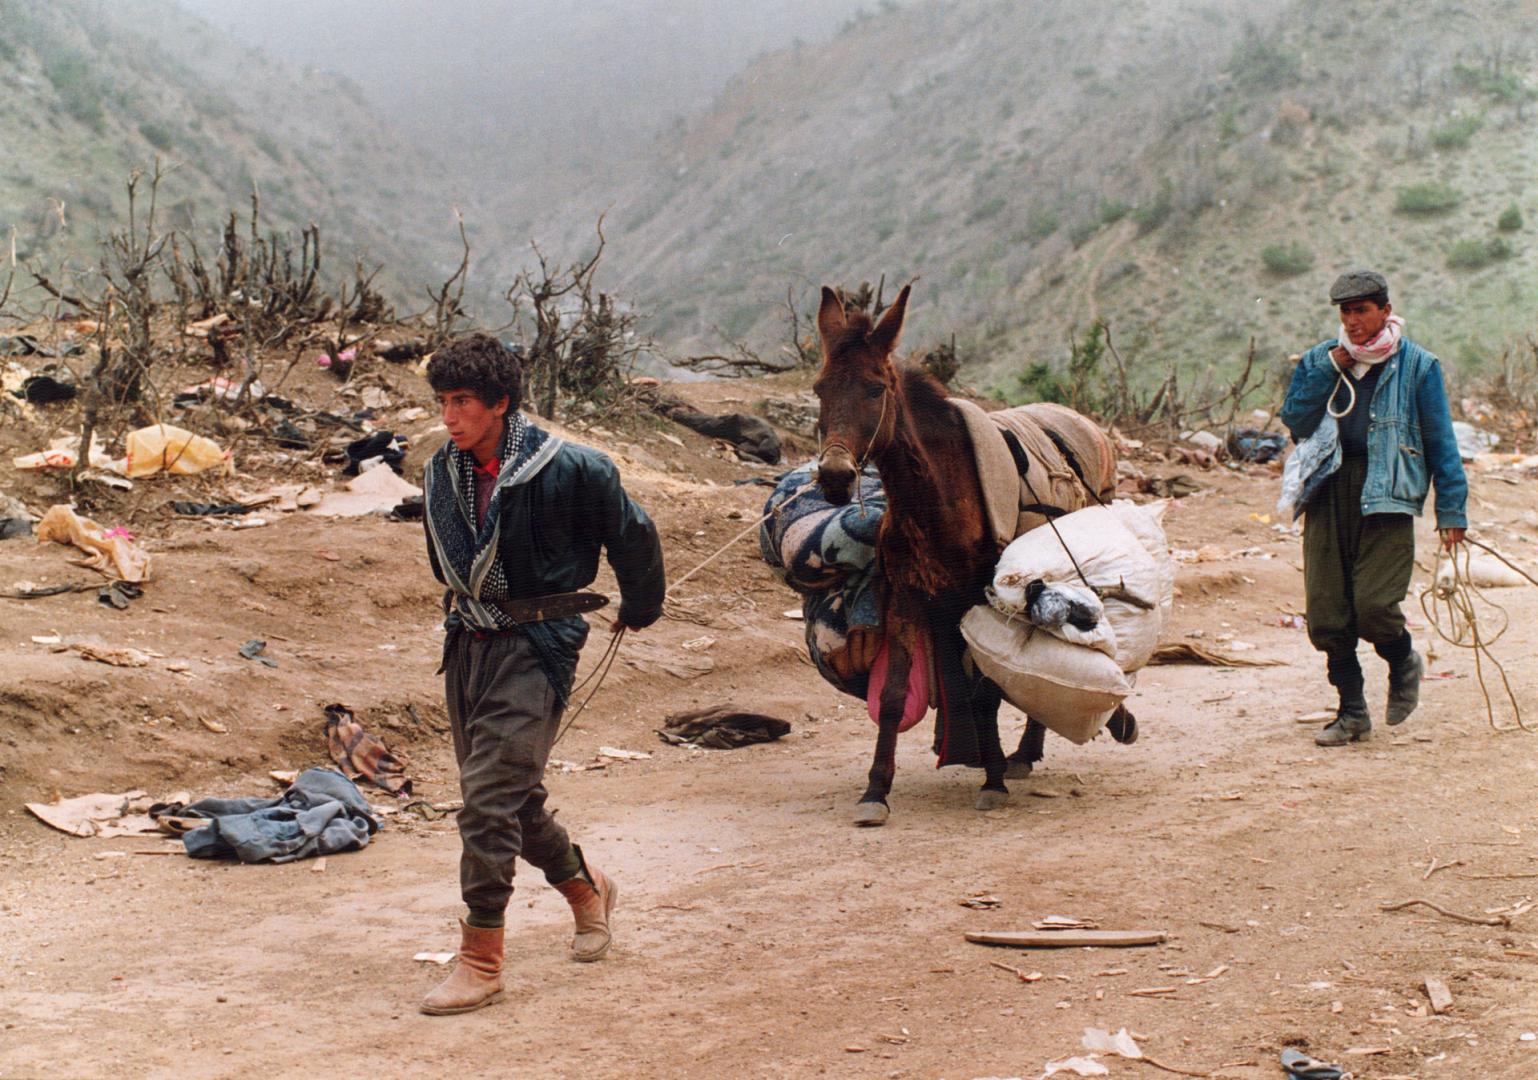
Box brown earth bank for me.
[2,370,1538,1079]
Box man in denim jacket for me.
[1279,270,1467,746]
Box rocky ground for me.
[2,344,1537,1079]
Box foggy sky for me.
[178,0,875,173]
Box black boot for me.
[1316,701,1371,746]
[1386,651,1424,726]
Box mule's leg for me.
[1005,719,1047,779]
[973,677,1009,811]
[855,641,910,827]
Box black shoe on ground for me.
[1316,704,1371,746]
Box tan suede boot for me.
[419,919,505,1015]
[553,853,617,962]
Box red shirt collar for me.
[474,456,500,477]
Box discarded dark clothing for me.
[238,639,278,668]
[98,581,143,610]
[0,495,33,540]
[658,705,792,749]
[17,364,78,403]
[171,501,253,517]
[344,431,406,476]
[324,704,412,796]
[271,419,313,450]
[1,334,82,358]
[670,409,781,464]
[390,495,424,522]
[651,394,782,463]
[1225,427,1288,464]
[175,768,379,863]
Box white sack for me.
[961,605,1130,744]
[992,505,1163,671]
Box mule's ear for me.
[816,286,846,345]
[868,283,911,356]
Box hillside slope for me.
[0,0,474,305]
[556,0,1538,391]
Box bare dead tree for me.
[426,208,471,347]
[503,217,643,420]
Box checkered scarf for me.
[424,412,564,631]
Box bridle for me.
[818,381,893,474]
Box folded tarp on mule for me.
[174,768,379,862]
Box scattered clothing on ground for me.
[172,768,378,863]
[324,704,413,796]
[658,705,792,748]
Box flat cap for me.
[1328,269,1389,304]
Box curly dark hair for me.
[426,333,523,408]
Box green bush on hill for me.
[1396,182,1462,215]
[1498,204,1524,231]
[1446,236,1513,269]
[1226,31,1302,91]
[1261,242,1314,276]
[138,121,174,151]
[44,52,105,130]
[1429,115,1482,149]
[1452,63,1537,104]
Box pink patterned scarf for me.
[1338,314,1404,377]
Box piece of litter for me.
[1083,1027,1143,1059]
[413,952,455,965]
[962,895,1002,910]
[199,718,228,734]
[1043,1057,1109,1077]
[312,858,327,874]
[1035,915,1099,930]
[31,634,61,645]
[782,608,804,620]
[597,746,651,761]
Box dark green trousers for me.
[1302,456,1415,701]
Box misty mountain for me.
[537,0,1538,390]
[0,0,478,305]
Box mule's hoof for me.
[853,801,890,827]
[1003,758,1034,780]
[975,788,1010,811]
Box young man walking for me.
[419,333,666,1014]
[1279,270,1467,746]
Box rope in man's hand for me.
[1420,535,1537,734]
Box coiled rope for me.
[1420,536,1538,734]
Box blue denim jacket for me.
[1279,338,1467,529]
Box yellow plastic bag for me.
[124,424,230,478]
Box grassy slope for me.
[559,0,1537,394]
[0,0,471,306]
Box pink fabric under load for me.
[866,634,929,732]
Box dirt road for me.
[3,392,1537,1079]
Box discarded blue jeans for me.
[178,768,379,863]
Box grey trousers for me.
[444,629,576,914]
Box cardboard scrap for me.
[309,467,421,518]
[25,790,160,838]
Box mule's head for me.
[811,283,910,505]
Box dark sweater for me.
[1331,362,1385,460]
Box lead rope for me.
[552,480,819,748]
[1420,537,1537,734]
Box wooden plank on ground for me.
[965,929,1168,948]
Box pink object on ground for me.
[866,634,929,732]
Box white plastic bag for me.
[1276,415,1339,520]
